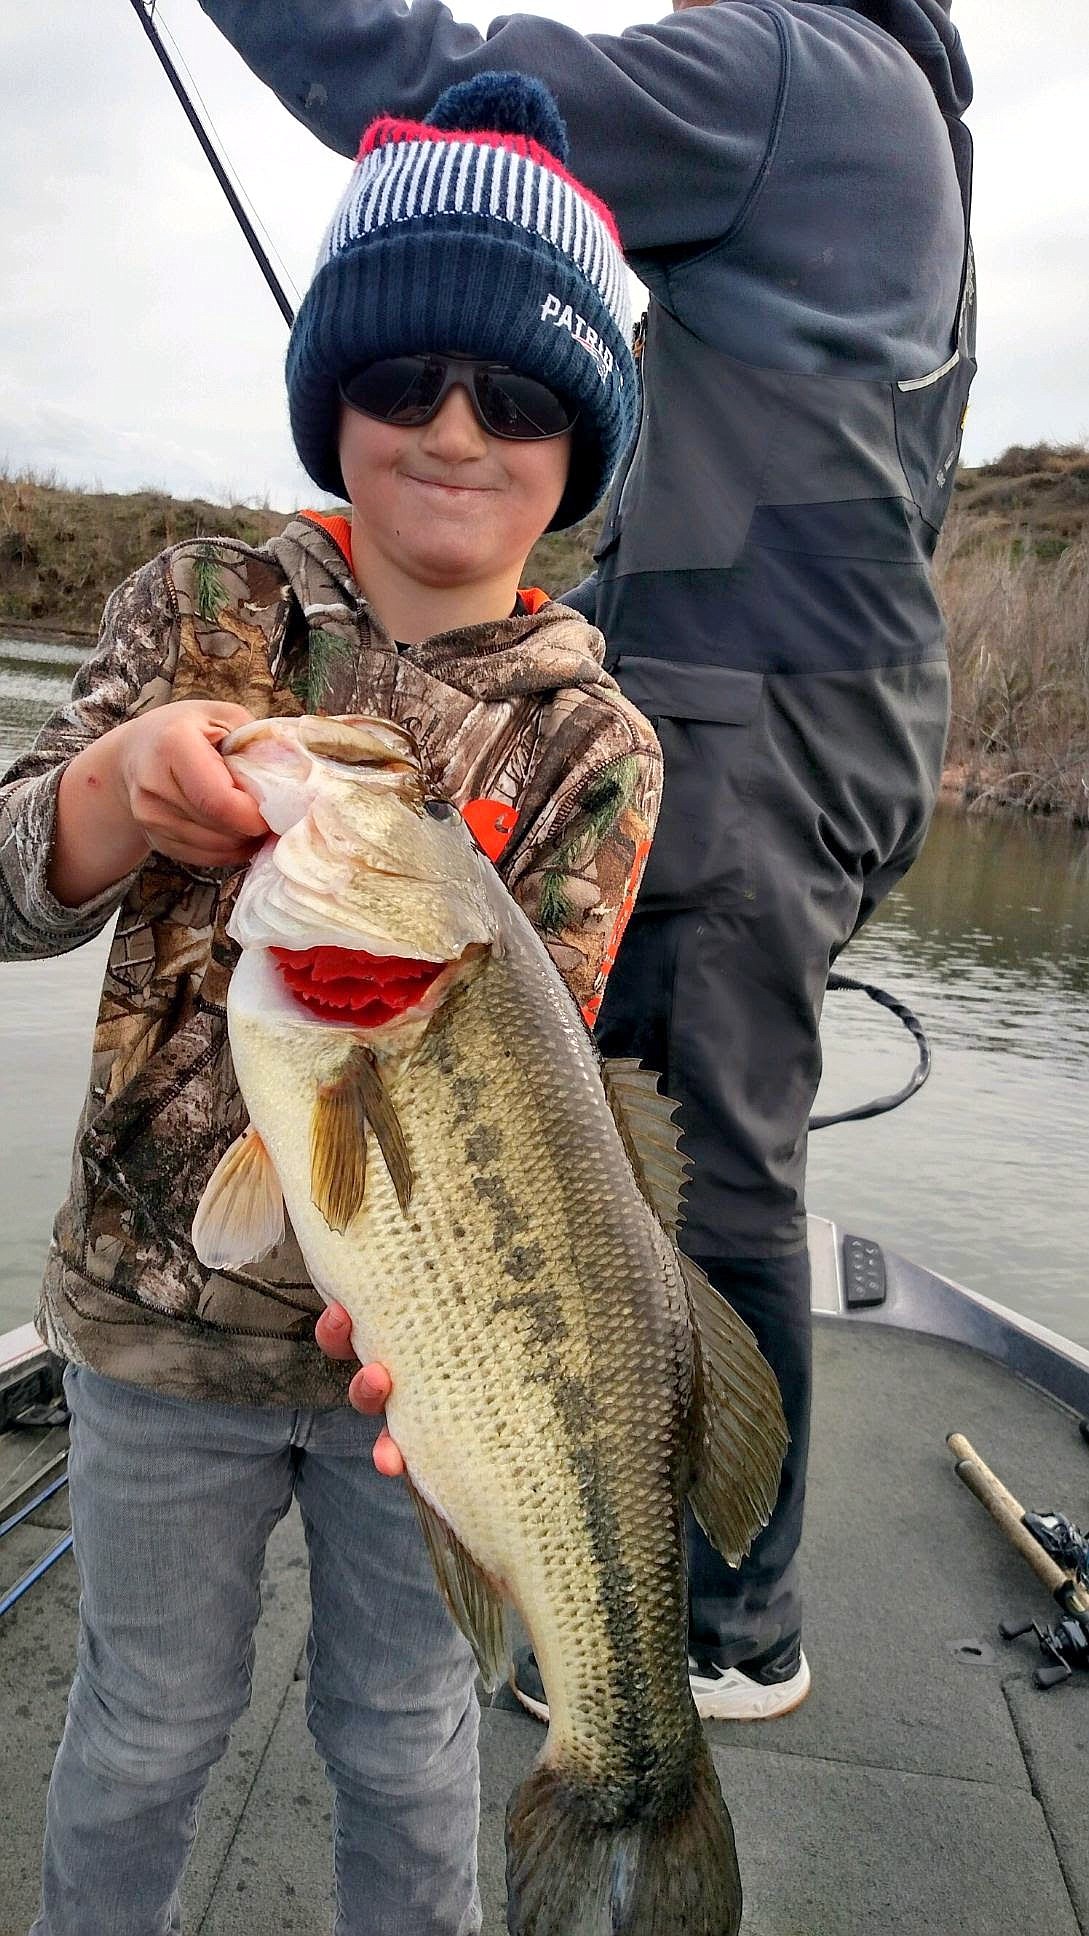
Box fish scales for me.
[196,714,787,1936]
[413,944,699,1794]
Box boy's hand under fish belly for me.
[315,1303,404,1475]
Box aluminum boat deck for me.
[2,1221,1088,1935]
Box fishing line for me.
[127,0,297,325]
[149,1,301,310]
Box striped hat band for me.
[317,121,629,343]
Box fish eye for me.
[424,798,460,821]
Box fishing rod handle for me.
[946,1432,1077,1600]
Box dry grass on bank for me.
[0,469,283,634]
[948,440,1089,560]
[0,464,601,635]
[527,511,603,600]
[939,536,1089,821]
[936,446,1089,822]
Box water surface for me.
[809,805,1089,1345]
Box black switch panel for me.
[842,1234,887,1308]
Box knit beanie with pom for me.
[285,71,636,530]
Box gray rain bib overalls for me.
[593,114,976,1671]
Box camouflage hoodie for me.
[0,514,661,1407]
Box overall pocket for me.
[615,657,764,908]
[892,347,977,539]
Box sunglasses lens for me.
[475,370,575,439]
[340,357,577,440]
[341,357,445,425]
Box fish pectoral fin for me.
[310,1045,413,1233]
[602,1058,689,1240]
[354,1048,414,1214]
[407,1480,511,1690]
[311,1053,369,1233]
[191,1125,286,1269]
[682,1255,789,1567]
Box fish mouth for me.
[270,945,450,1028]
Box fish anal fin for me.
[192,1124,286,1269]
[407,1480,511,1689]
[682,1254,789,1566]
[602,1057,690,1238]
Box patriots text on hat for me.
[540,296,616,385]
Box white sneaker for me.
[688,1650,811,1722]
[511,1647,811,1726]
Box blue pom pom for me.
[426,72,570,164]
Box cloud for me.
[0,378,313,509]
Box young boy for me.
[1,74,660,1936]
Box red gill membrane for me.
[270,945,445,1027]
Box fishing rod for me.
[126,0,295,327]
[0,1443,67,1527]
[0,1526,74,1621]
[0,1361,71,1619]
[947,1433,1089,1690]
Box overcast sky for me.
[1,0,1085,508]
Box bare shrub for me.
[937,517,1089,821]
[977,442,1089,480]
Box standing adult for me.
[202,0,975,1720]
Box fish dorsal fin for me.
[311,1044,414,1233]
[407,1480,511,1689]
[602,1058,689,1238]
[191,1125,286,1268]
[682,1255,788,1566]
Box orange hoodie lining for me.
[302,509,354,567]
[299,510,548,614]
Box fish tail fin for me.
[505,1735,741,1936]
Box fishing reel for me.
[1000,1606,1089,1689]
[1022,1510,1089,1590]
[999,1509,1089,1688]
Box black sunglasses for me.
[338,354,577,442]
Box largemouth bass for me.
[192,714,787,1936]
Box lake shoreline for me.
[4,619,1087,828]
[940,761,1089,829]
[0,617,96,645]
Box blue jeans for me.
[31,1366,481,1936]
